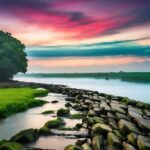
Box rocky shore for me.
[0,81,150,150]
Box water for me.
[0,93,81,140]
[15,77,150,103]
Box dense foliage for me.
[0,31,27,81]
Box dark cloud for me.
[26,40,150,58]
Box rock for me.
[107,132,122,148]
[118,119,140,135]
[92,123,112,136]
[115,112,130,121]
[65,97,76,102]
[44,118,65,129]
[64,145,82,150]
[88,110,96,117]
[0,141,23,150]
[38,126,50,135]
[127,133,138,146]
[10,129,38,143]
[82,143,92,150]
[92,135,103,150]
[123,142,137,150]
[111,105,126,114]
[137,135,150,150]
[51,100,59,103]
[107,112,115,119]
[57,108,70,117]
[134,118,150,132]
[65,102,72,107]
[108,118,118,129]
[41,110,54,114]
[113,130,125,141]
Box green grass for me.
[0,87,48,118]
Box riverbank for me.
[0,86,48,118]
[0,81,150,150]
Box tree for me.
[0,31,27,81]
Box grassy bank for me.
[0,87,48,118]
[17,72,150,83]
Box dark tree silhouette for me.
[0,31,27,81]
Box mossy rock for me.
[65,102,72,107]
[0,141,23,150]
[127,132,138,146]
[44,118,65,129]
[92,135,103,150]
[64,145,82,150]
[70,113,83,119]
[107,132,122,148]
[137,135,150,150]
[57,108,70,117]
[10,128,38,144]
[92,123,112,136]
[41,110,54,114]
[38,126,50,135]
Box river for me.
[15,76,150,103]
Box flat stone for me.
[108,118,118,129]
[92,135,103,150]
[137,135,150,150]
[118,119,140,135]
[92,123,112,136]
[111,105,126,114]
[123,142,137,150]
[107,132,122,148]
[127,132,138,146]
[128,107,143,115]
[116,112,130,121]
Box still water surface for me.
[15,76,150,103]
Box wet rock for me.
[118,119,140,135]
[137,135,150,150]
[107,132,122,148]
[57,108,70,117]
[64,145,82,150]
[82,143,92,150]
[51,100,59,103]
[127,132,138,146]
[123,142,137,150]
[0,141,23,150]
[41,110,54,114]
[65,102,72,107]
[92,123,112,136]
[44,118,65,129]
[92,135,103,150]
[10,129,38,144]
[38,126,50,135]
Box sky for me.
[0,0,150,73]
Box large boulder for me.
[92,135,103,150]
[10,129,38,144]
[127,132,138,146]
[92,123,112,136]
[118,119,140,135]
[107,132,122,148]
[137,135,150,150]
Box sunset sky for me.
[0,0,150,72]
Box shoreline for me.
[0,81,150,150]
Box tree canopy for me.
[0,31,27,81]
